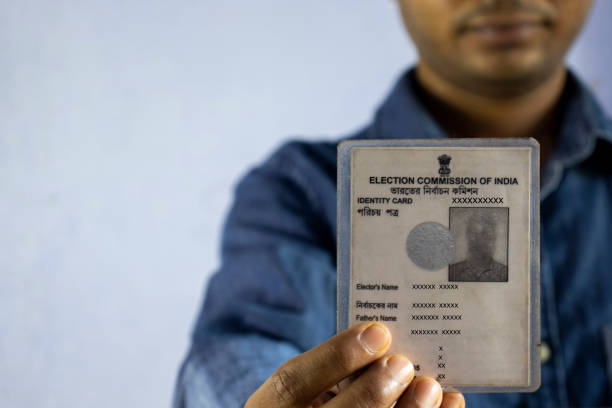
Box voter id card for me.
[337,139,540,393]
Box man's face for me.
[397,0,593,92]
[467,219,496,258]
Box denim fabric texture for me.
[174,68,612,407]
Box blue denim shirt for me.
[174,69,612,407]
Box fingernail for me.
[411,378,442,408]
[359,323,390,353]
[386,355,414,384]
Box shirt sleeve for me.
[173,142,337,407]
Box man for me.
[449,209,508,282]
[175,1,612,407]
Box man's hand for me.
[245,322,465,408]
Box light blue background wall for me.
[1,1,610,406]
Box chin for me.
[477,48,545,73]
[458,49,561,92]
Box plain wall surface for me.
[1,1,610,406]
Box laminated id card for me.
[337,139,540,393]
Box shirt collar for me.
[369,68,447,141]
[367,67,612,199]
[541,71,612,198]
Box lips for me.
[459,14,551,45]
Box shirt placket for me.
[530,215,569,407]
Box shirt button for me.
[540,342,552,363]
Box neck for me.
[415,63,567,163]
[469,251,493,264]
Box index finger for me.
[246,322,391,408]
